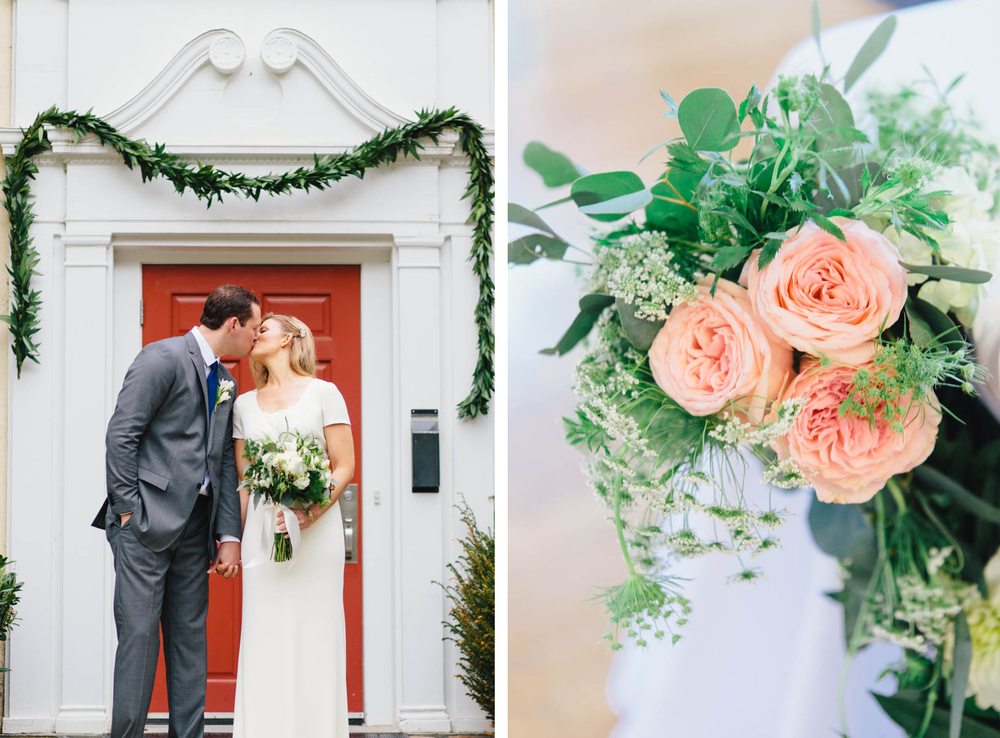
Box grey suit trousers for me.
[107,494,210,738]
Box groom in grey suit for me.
[93,284,263,738]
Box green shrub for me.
[0,555,22,672]
[441,500,494,722]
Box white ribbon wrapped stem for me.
[242,500,302,569]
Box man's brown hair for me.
[200,284,260,329]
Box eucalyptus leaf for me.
[808,498,874,559]
[844,16,897,93]
[539,294,616,356]
[677,88,740,152]
[615,297,665,352]
[508,203,557,236]
[911,465,1000,524]
[571,171,648,222]
[900,262,993,284]
[535,195,574,211]
[805,84,857,169]
[951,611,972,738]
[906,297,965,350]
[874,693,997,738]
[508,234,571,265]
[830,538,878,649]
[523,141,583,187]
[660,90,679,119]
[578,188,653,216]
[811,1,822,50]
[646,168,701,233]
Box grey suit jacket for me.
[93,332,241,558]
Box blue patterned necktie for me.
[207,361,219,419]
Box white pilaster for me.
[393,235,451,733]
[5,225,61,733]
[56,235,113,734]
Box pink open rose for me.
[648,278,793,419]
[741,217,908,364]
[774,359,941,504]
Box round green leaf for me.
[808,497,874,559]
[508,203,557,236]
[645,168,701,233]
[677,88,740,152]
[805,84,857,169]
[508,234,570,265]
[615,297,664,352]
[539,294,616,356]
[523,141,582,187]
[570,171,649,222]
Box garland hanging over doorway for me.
[2,106,494,418]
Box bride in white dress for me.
[231,313,355,738]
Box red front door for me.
[142,265,363,715]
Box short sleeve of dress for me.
[320,381,351,426]
[233,394,246,439]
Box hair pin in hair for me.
[299,328,306,338]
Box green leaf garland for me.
[2,106,494,419]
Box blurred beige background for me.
[508,1,903,736]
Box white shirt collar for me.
[189,326,218,368]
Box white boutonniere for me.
[216,379,235,408]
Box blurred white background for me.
[505,0,1000,736]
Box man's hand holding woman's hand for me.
[211,541,242,578]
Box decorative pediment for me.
[102,28,412,147]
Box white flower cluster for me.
[256,435,333,492]
[708,397,807,448]
[594,231,698,322]
[890,572,977,649]
[580,398,657,459]
[760,458,811,489]
[884,165,1000,327]
[667,529,727,558]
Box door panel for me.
[142,265,363,714]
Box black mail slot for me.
[411,409,439,493]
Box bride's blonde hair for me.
[251,313,316,388]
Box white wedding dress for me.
[231,377,351,738]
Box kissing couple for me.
[93,284,356,738]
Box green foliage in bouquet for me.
[438,500,495,722]
[241,431,334,562]
[2,107,493,419]
[513,4,1000,735]
[0,555,23,673]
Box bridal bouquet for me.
[240,431,334,562]
[512,12,1000,736]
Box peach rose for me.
[741,217,908,364]
[648,278,793,419]
[774,359,941,504]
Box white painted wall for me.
[4,0,494,733]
